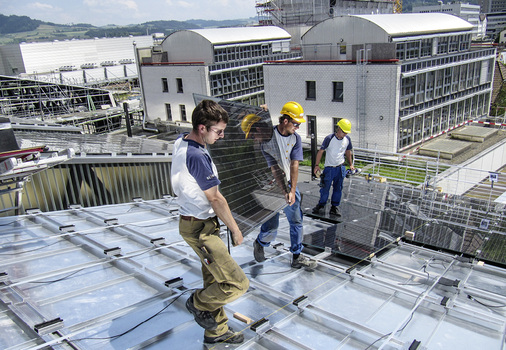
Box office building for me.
[263,13,496,152]
[138,26,301,123]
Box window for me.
[161,78,168,92]
[176,78,184,93]
[420,38,432,57]
[332,81,344,102]
[437,37,448,55]
[333,117,340,133]
[165,103,172,121]
[306,81,316,100]
[396,43,405,60]
[180,104,187,122]
[406,41,420,60]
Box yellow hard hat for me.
[241,113,262,139]
[337,118,352,134]
[280,101,305,123]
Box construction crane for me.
[393,0,402,13]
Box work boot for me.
[291,255,317,270]
[329,205,341,216]
[204,328,244,344]
[185,293,217,330]
[312,203,324,214]
[253,239,266,262]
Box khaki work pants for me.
[179,216,249,337]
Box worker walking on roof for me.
[250,101,317,269]
[171,99,249,344]
[312,118,355,217]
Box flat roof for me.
[353,13,474,36]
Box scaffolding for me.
[0,75,116,120]
[255,0,395,27]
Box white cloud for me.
[29,2,55,10]
[84,0,138,11]
[164,0,193,9]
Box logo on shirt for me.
[206,174,216,180]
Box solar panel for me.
[193,94,287,237]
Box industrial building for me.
[0,35,154,86]
[263,13,496,153]
[138,26,301,124]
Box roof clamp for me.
[34,317,64,335]
[150,237,166,246]
[104,247,122,256]
[59,224,75,233]
[293,295,310,310]
[0,272,9,283]
[408,339,422,350]
[25,208,41,215]
[164,277,183,288]
[250,317,270,334]
[440,296,451,308]
[104,218,119,226]
[272,242,284,250]
[438,277,460,288]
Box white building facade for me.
[0,36,154,85]
[264,13,496,152]
[139,26,301,123]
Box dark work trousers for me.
[179,216,249,337]
[317,165,347,207]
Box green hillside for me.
[0,14,254,45]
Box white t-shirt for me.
[321,133,352,167]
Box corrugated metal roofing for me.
[352,13,474,36]
[181,26,291,45]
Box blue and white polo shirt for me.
[170,133,220,219]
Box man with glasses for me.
[171,99,249,344]
[252,101,317,270]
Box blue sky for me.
[0,0,258,26]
